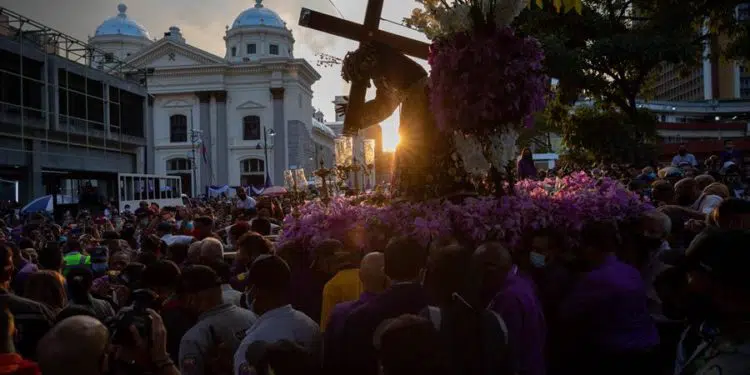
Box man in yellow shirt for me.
[314,239,362,332]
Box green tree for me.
[561,104,658,164]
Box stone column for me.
[145,96,154,174]
[214,91,229,185]
[270,88,285,187]
[197,92,213,193]
[28,140,44,199]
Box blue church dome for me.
[231,0,287,29]
[94,3,151,39]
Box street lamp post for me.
[262,128,276,186]
[190,129,203,198]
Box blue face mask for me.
[529,252,547,268]
[185,221,194,231]
[648,172,656,179]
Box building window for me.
[166,158,192,171]
[240,158,265,186]
[169,114,188,143]
[269,44,279,55]
[247,44,257,54]
[243,116,261,140]
[231,47,237,57]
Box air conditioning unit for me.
[242,57,250,62]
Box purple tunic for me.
[490,273,547,375]
[558,255,659,354]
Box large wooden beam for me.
[298,8,430,60]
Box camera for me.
[108,289,157,346]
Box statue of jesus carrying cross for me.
[299,1,471,200]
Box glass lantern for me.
[335,137,353,166]
[363,139,376,166]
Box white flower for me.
[432,3,474,37]
[453,132,490,176]
[481,0,529,28]
[487,129,519,168]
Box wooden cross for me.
[299,0,430,132]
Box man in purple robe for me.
[556,221,659,375]
[337,237,429,375]
[475,242,546,375]
[323,252,387,373]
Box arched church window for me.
[231,47,237,57]
[240,158,265,187]
[166,158,192,172]
[247,44,257,54]
[169,114,188,143]
[269,44,279,55]
[243,116,261,140]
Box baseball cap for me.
[684,227,750,288]
[177,265,221,294]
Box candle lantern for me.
[294,169,307,191]
[283,170,295,190]
[335,137,353,166]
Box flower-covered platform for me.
[279,172,652,253]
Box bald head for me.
[359,252,386,294]
[38,316,109,375]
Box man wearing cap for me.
[673,228,750,375]
[233,255,321,375]
[178,265,257,375]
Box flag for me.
[201,144,208,164]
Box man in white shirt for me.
[156,222,194,246]
[233,255,321,375]
[671,145,698,167]
[235,188,256,211]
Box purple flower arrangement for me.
[279,172,653,253]
[428,26,549,135]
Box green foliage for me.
[512,0,729,112]
[517,96,567,152]
[561,104,658,164]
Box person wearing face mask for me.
[233,255,320,375]
[178,265,257,375]
[672,145,697,168]
[477,242,545,375]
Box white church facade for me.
[88,1,335,196]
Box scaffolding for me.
[0,6,147,83]
[0,6,150,173]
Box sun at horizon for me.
[380,107,401,152]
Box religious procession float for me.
[280,0,648,253]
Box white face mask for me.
[529,251,547,268]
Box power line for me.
[380,17,416,30]
[327,0,345,18]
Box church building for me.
[88,1,335,196]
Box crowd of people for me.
[0,152,746,375]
